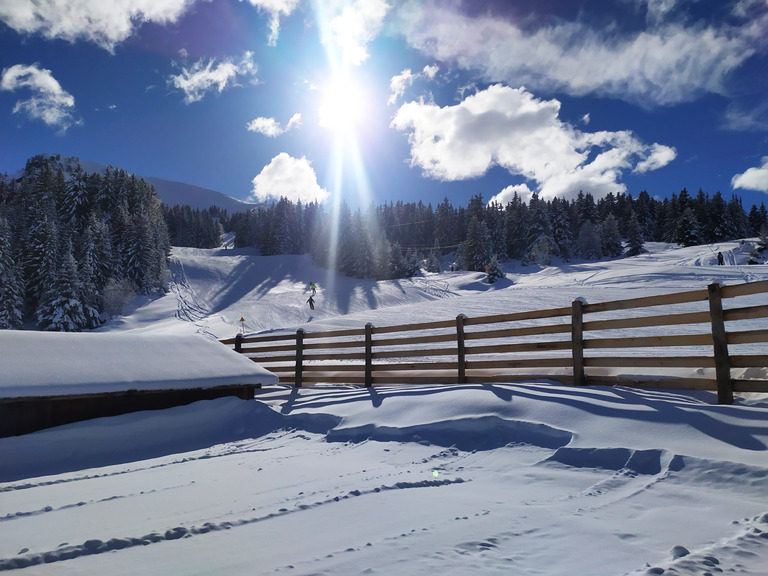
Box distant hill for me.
[142,176,257,214]
[78,159,259,214]
[5,155,259,214]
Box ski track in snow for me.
[2,240,768,574]
[2,397,767,574]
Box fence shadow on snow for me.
[220,280,768,405]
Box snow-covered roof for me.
[0,331,278,398]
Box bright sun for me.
[318,73,367,132]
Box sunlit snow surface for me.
[1,239,767,575]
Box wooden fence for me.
[220,280,768,404]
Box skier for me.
[307,295,315,310]
[717,252,724,265]
[310,282,317,295]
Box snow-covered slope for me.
[101,238,767,341]
[1,240,767,576]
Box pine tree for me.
[674,207,702,247]
[458,216,492,271]
[727,195,749,239]
[706,191,729,243]
[486,254,504,283]
[526,193,556,265]
[550,198,573,261]
[389,241,407,278]
[0,214,24,328]
[601,214,623,257]
[24,211,59,308]
[504,193,527,260]
[576,221,603,260]
[425,247,441,273]
[625,211,645,257]
[36,240,87,331]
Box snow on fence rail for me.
[220,280,768,404]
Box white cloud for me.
[247,113,302,136]
[723,101,768,131]
[634,143,677,173]
[639,0,678,26]
[0,0,196,52]
[319,0,390,66]
[240,0,301,46]
[732,157,768,193]
[250,153,329,203]
[395,0,766,106]
[422,64,439,79]
[1,63,80,132]
[388,64,440,105]
[169,52,257,104]
[581,113,590,126]
[489,183,533,205]
[391,84,676,202]
[388,69,414,105]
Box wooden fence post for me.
[295,328,304,388]
[708,283,733,404]
[456,314,467,384]
[365,322,374,387]
[572,298,586,386]
[234,332,243,353]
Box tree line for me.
[2,153,767,331]
[0,155,170,330]
[231,189,768,279]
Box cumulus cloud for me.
[169,52,257,104]
[634,143,677,173]
[1,63,80,132]
[394,0,767,106]
[0,0,195,52]
[240,0,301,46]
[247,113,302,136]
[489,183,533,205]
[391,84,676,202]
[422,64,439,79]
[388,64,440,105]
[388,69,414,105]
[250,153,329,203]
[319,0,390,66]
[732,157,768,193]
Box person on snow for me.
[307,295,315,310]
[310,282,317,295]
[717,252,724,265]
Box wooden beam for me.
[708,283,733,405]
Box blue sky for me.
[2,0,768,211]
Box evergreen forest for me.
[0,156,170,330]
[2,154,767,331]
[230,188,768,279]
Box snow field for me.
[1,239,767,575]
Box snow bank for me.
[0,331,278,398]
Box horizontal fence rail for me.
[220,280,768,404]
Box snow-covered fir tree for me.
[0,155,169,330]
[550,197,573,261]
[486,254,504,283]
[601,214,623,257]
[526,193,557,265]
[625,211,645,257]
[36,240,87,331]
[576,220,603,260]
[458,216,492,271]
[0,214,24,328]
[675,207,702,247]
